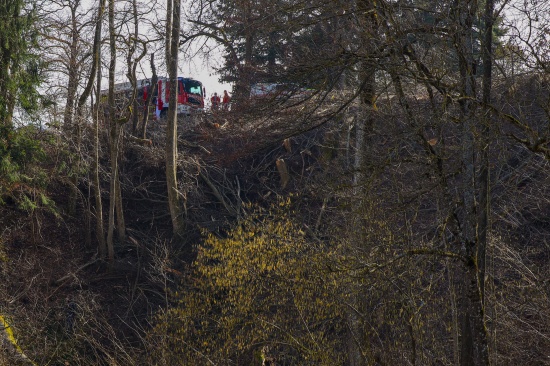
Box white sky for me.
[89,0,233,105]
[177,0,233,100]
[180,50,233,101]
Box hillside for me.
[2,76,550,364]
[2,0,550,361]
[0,103,338,364]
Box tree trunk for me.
[82,0,108,257]
[479,0,494,309]
[64,5,82,217]
[140,53,158,139]
[106,0,121,263]
[347,1,381,364]
[93,50,106,259]
[62,1,80,130]
[128,0,147,136]
[165,0,184,240]
[233,1,254,106]
[453,0,490,363]
[165,0,172,65]
[115,153,126,244]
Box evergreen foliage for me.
[0,125,57,223]
[0,0,48,211]
[0,0,43,124]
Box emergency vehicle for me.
[155,77,205,116]
[105,76,205,117]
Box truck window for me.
[184,80,203,95]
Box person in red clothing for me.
[222,90,231,111]
[156,97,163,119]
[211,92,221,111]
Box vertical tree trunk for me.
[106,0,120,263]
[63,1,82,216]
[349,66,376,366]
[0,3,16,127]
[232,0,254,106]
[165,0,172,65]
[93,47,106,259]
[140,53,158,139]
[348,2,380,365]
[353,0,378,193]
[479,0,494,309]
[5,95,15,127]
[453,0,490,363]
[115,164,126,243]
[115,0,152,246]
[128,0,147,136]
[475,0,495,363]
[243,15,254,95]
[165,0,184,239]
[62,1,80,130]
[72,0,107,257]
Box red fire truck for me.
[154,76,205,116]
[109,76,205,117]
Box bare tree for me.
[165,0,185,239]
[91,0,107,258]
[106,0,124,262]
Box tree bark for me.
[233,1,254,106]
[106,0,122,263]
[453,0,490,363]
[60,0,83,217]
[140,53,158,139]
[62,0,80,130]
[92,0,107,258]
[479,0,494,309]
[165,0,185,239]
[348,1,380,365]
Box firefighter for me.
[156,98,163,119]
[222,90,231,111]
[211,92,221,111]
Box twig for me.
[199,170,238,217]
[52,256,99,286]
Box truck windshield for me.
[184,80,203,95]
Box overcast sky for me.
[181,53,232,102]
[91,0,233,107]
